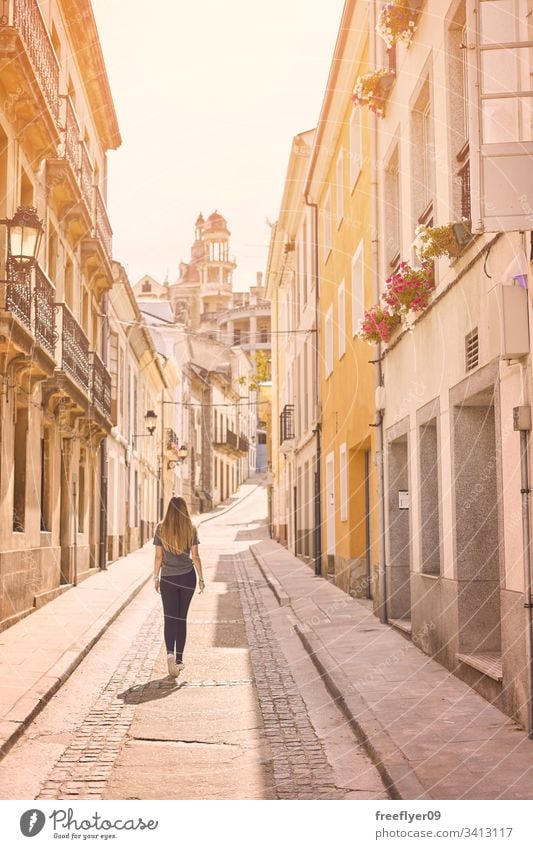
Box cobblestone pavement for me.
[1,487,386,800]
[234,552,340,800]
[37,602,164,800]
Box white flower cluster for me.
[376,2,417,50]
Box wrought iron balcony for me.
[238,435,249,453]
[93,185,112,261]
[56,303,90,394]
[213,429,248,455]
[2,259,56,357]
[0,0,60,147]
[280,404,295,444]
[166,428,180,452]
[34,265,56,355]
[91,351,111,418]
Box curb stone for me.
[0,570,152,761]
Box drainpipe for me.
[370,0,388,623]
[305,194,322,577]
[519,424,533,738]
[516,372,533,737]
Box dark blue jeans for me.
[159,568,197,662]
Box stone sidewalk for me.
[0,543,153,759]
[0,481,263,762]
[251,540,533,800]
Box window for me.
[338,281,346,359]
[78,452,85,534]
[13,407,28,532]
[322,189,332,261]
[349,108,362,187]
[336,150,344,225]
[384,148,401,270]
[142,281,151,293]
[339,443,348,522]
[325,306,334,377]
[351,241,365,336]
[411,80,434,226]
[40,429,52,532]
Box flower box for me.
[352,69,395,118]
[359,303,402,344]
[413,222,471,263]
[383,261,435,313]
[377,1,421,49]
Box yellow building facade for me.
[306,0,378,597]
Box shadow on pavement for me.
[117,677,185,705]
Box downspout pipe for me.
[370,0,388,623]
[520,425,533,738]
[305,194,322,577]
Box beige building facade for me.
[0,0,120,629]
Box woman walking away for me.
[153,496,205,678]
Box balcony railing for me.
[5,258,31,329]
[3,260,56,355]
[91,351,111,417]
[200,311,218,322]
[34,265,56,355]
[238,435,249,453]
[56,303,90,393]
[93,186,112,261]
[226,429,238,449]
[280,404,295,444]
[166,428,180,452]
[63,95,80,175]
[80,142,93,202]
[4,0,60,123]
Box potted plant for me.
[352,68,395,118]
[377,1,419,49]
[358,303,402,344]
[383,261,435,313]
[413,222,469,263]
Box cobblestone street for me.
[0,486,387,801]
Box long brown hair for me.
[159,496,195,555]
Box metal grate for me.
[280,404,295,443]
[465,328,479,372]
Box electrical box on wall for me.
[499,285,529,360]
[513,406,532,432]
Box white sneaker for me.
[167,654,179,678]
[175,662,185,677]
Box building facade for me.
[0,0,120,629]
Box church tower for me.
[199,211,235,327]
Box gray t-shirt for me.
[153,524,199,576]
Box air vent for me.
[465,328,479,372]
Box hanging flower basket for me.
[358,303,402,344]
[377,1,420,49]
[383,261,435,313]
[352,69,395,118]
[413,223,465,263]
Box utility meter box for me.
[513,406,532,432]
[498,284,529,360]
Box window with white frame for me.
[323,189,332,261]
[325,306,333,377]
[351,240,364,336]
[349,107,362,187]
[336,149,344,225]
[339,443,348,521]
[338,280,346,359]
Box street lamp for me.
[133,409,158,449]
[145,409,157,435]
[167,445,188,469]
[2,206,44,267]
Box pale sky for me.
[92,0,345,291]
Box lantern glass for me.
[7,207,43,266]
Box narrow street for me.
[0,483,387,801]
